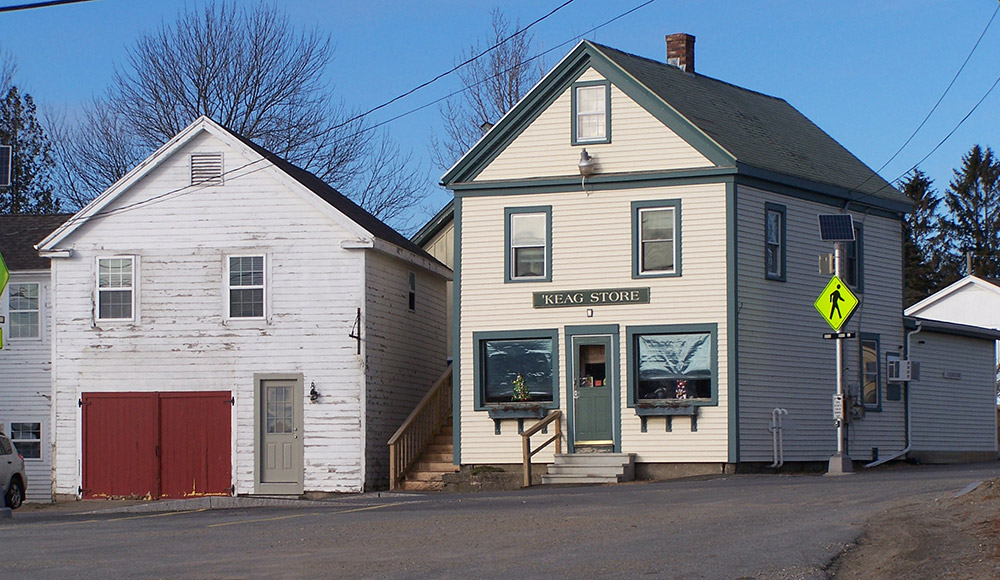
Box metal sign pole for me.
[829,241,853,474]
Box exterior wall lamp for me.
[579,148,597,192]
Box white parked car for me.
[0,433,27,509]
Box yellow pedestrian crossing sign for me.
[813,275,859,331]
[0,250,8,294]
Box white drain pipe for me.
[866,321,922,468]
[769,408,788,468]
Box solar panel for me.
[818,214,855,242]
[0,145,10,188]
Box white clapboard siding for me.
[50,129,381,495]
[736,185,905,462]
[458,182,729,464]
[0,272,53,501]
[909,332,998,454]
[475,68,712,183]
[363,250,448,489]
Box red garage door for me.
[82,392,232,499]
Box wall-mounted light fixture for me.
[309,382,320,402]
[579,149,597,193]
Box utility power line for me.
[0,0,97,14]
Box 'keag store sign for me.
[532,287,650,308]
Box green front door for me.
[572,336,614,444]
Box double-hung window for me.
[9,422,41,459]
[765,203,786,281]
[844,224,863,291]
[8,282,40,339]
[408,272,416,311]
[505,207,551,282]
[572,81,611,144]
[97,257,134,321]
[860,334,881,410]
[632,200,681,278]
[228,255,265,319]
[475,330,558,406]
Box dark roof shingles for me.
[0,214,72,271]
[591,43,908,206]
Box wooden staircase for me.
[398,420,459,491]
[541,453,636,485]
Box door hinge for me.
[229,397,235,406]
[78,399,91,407]
[230,485,235,496]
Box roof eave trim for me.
[411,199,455,246]
[904,316,1000,340]
[736,163,910,213]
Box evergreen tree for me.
[0,85,60,214]
[939,145,1000,277]
[901,170,952,305]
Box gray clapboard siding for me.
[0,272,53,501]
[909,332,997,454]
[736,185,905,462]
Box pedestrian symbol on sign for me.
[813,275,859,331]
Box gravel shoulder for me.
[829,478,1000,579]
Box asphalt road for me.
[1,461,998,580]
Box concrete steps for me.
[541,453,636,485]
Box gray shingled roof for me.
[0,214,72,271]
[592,43,908,207]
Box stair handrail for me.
[520,410,563,488]
[388,364,452,491]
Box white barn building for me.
[37,117,450,499]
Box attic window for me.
[191,153,224,185]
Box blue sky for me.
[3,0,999,228]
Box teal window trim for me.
[631,199,682,279]
[860,332,881,411]
[473,329,560,411]
[571,80,611,146]
[844,223,864,293]
[626,323,719,408]
[504,206,552,283]
[764,202,786,282]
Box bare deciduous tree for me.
[56,1,426,228]
[431,8,543,169]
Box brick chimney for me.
[666,33,695,73]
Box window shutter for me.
[191,153,224,185]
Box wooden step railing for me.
[521,410,563,488]
[387,364,452,491]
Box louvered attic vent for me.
[191,153,224,185]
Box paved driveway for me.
[1,462,997,579]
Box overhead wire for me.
[844,1,999,208]
[52,0,660,229]
[0,0,97,13]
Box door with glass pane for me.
[257,378,303,493]
[573,336,614,444]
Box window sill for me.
[485,405,549,420]
[634,405,699,417]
